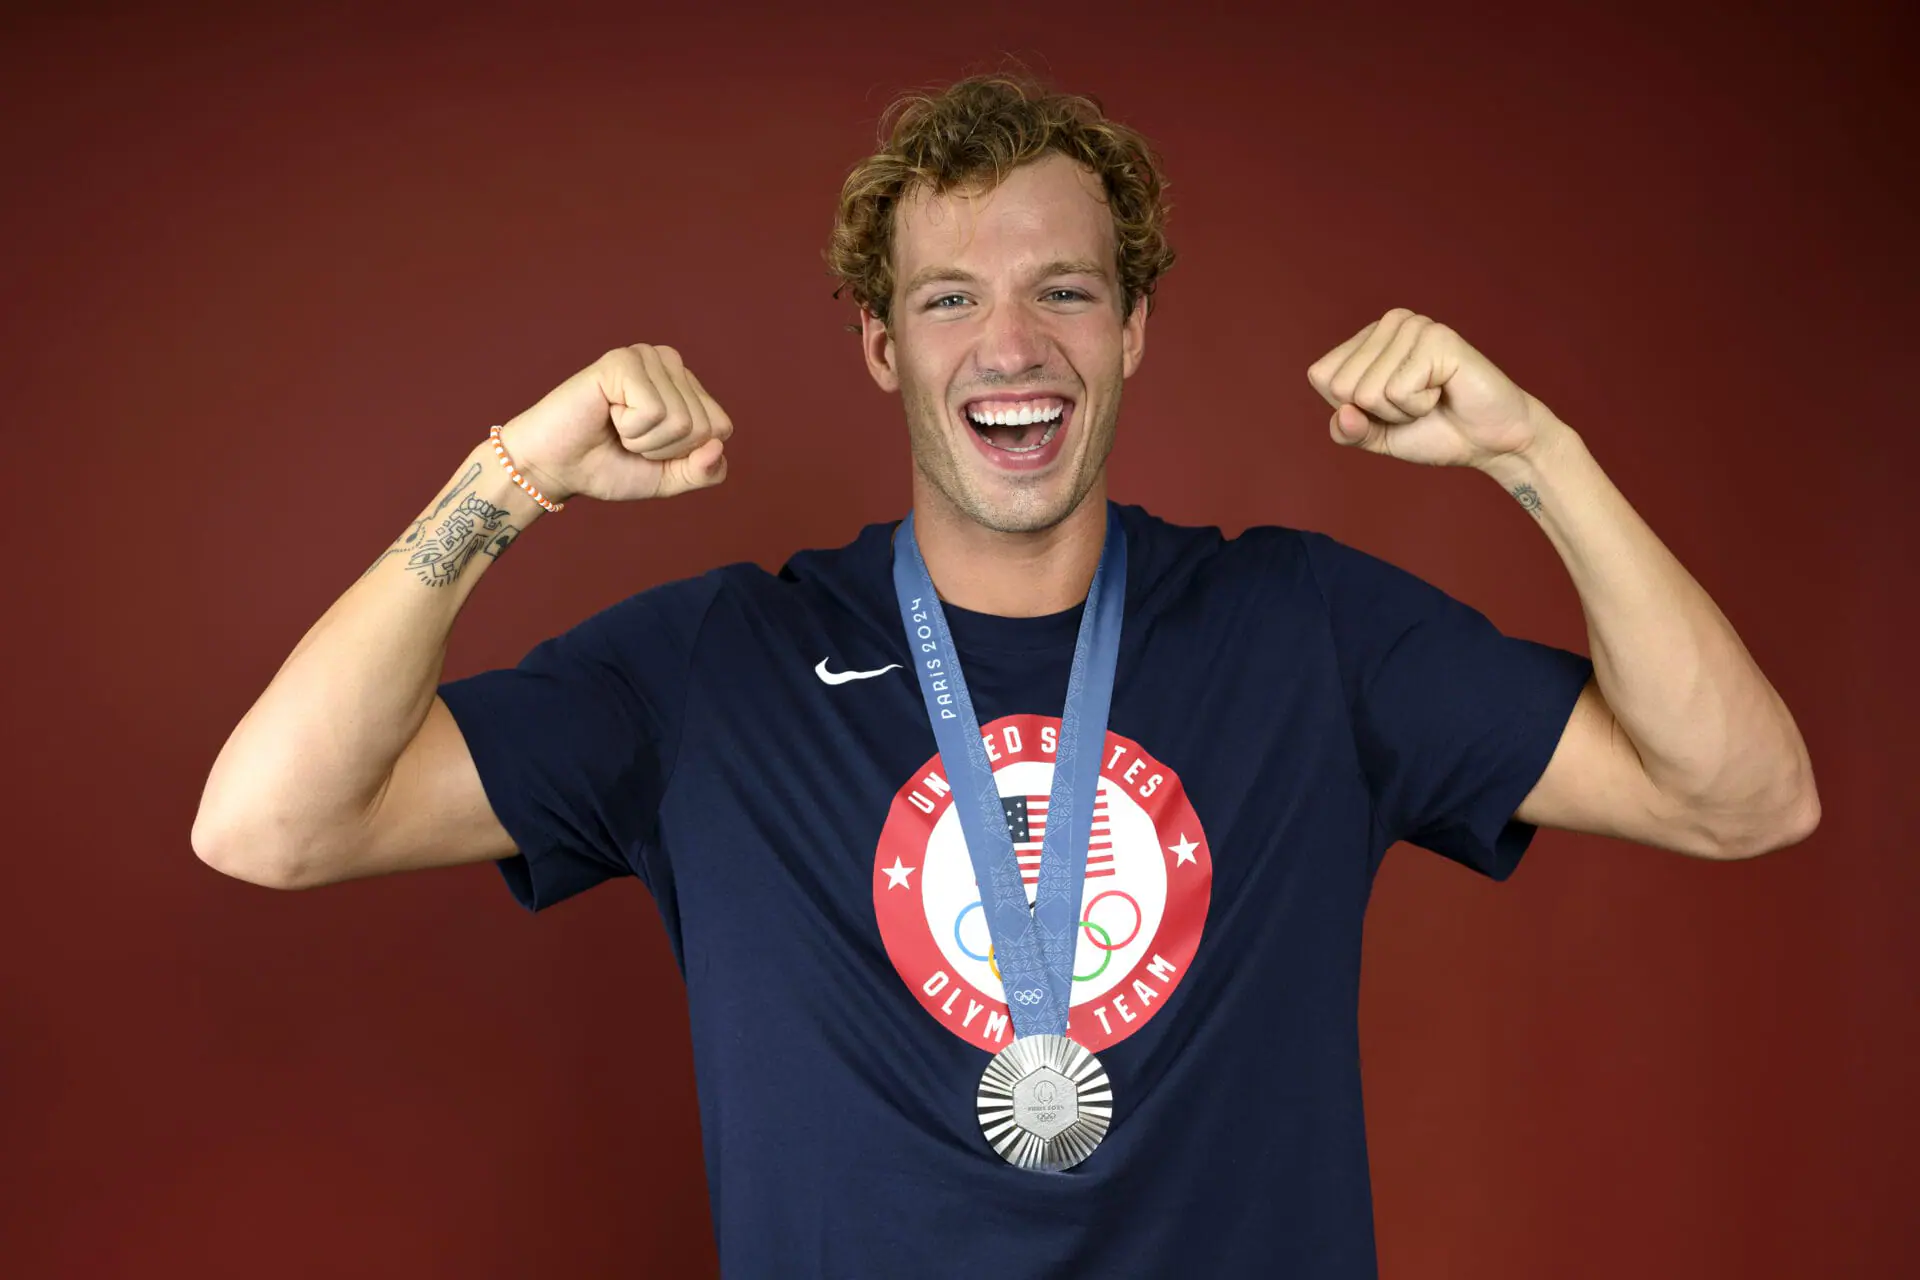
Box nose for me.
[973,298,1049,382]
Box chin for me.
[955,476,1091,535]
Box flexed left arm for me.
[1307,308,1818,858]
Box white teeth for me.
[966,402,1065,427]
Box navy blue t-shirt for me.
[438,502,1591,1278]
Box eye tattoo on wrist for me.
[1510,483,1544,519]
[404,494,519,587]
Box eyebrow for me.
[900,258,1113,296]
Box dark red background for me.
[4,2,1913,1276]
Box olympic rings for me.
[954,901,991,962]
[1081,890,1141,951]
[958,900,1116,984]
[1075,921,1113,982]
[990,926,1112,981]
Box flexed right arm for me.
[190,345,732,889]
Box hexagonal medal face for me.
[1010,1066,1078,1141]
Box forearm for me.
[192,440,544,862]
[1482,405,1815,833]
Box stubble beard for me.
[904,383,1118,536]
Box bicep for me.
[1514,677,1719,857]
[325,696,520,883]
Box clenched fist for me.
[1306,308,1561,471]
[498,344,733,504]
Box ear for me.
[860,307,900,393]
[1120,294,1148,379]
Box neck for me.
[907,478,1110,617]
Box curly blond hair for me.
[826,72,1175,324]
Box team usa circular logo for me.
[874,714,1212,1053]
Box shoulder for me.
[598,520,906,663]
[1116,505,1459,643]
[1115,503,1327,607]
[554,570,730,662]
[578,519,892,626]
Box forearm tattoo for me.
[1510,483,1544,519]
[362,463,522,585]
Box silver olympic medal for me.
[976,1033,1113,1172]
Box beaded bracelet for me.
[488,424,565,514]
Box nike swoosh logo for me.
[815,658,902,686]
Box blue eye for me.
[928,294,968,309]
[1046,289,1091,302]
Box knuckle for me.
[654,344,683,367]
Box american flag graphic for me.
[1002,793,1115,886]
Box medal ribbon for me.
[891,503,1126,1040]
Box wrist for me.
[491,421,573,510]
[1477,396,1582,491]
[456,436,550,524]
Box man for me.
[192,73,1817,1276]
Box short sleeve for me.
[1299,530,1593,879]
[437,575,719,911]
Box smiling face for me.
[861,153,1148,536]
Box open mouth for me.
[961,395,1071,461]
